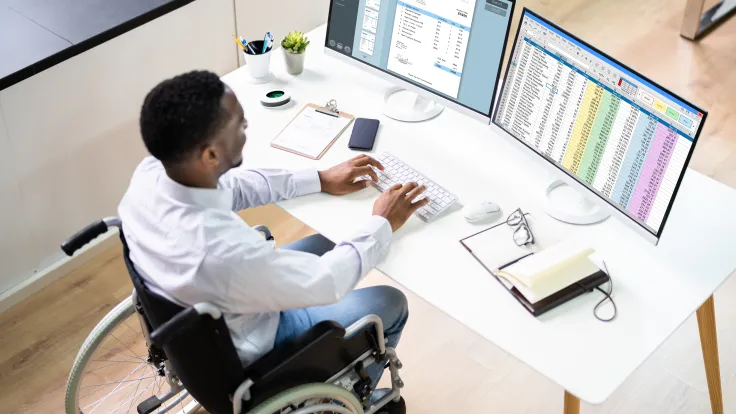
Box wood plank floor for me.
[2,0,736,412]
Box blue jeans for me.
[275,234,409,389]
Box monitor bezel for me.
[492,7,708,244]
[324,0,517,123]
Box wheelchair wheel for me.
[247,383,364,414]
[65,296,197,414]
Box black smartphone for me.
[348,118,380,151]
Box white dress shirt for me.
[118,157,392,364]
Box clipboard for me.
[271,100,355,160]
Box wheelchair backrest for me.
[120,232,246,414]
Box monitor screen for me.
[493,9,707,239]
[326,0,515,117]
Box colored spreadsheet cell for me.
[653,99,667,113]
[612,115,657,209]
[665,106,679,121]
[578,91,621,185]
[627,124,677,221]
[563,82,603,173]
[596,104,640,198]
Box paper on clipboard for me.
[271,106,352,159]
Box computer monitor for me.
[493,9,707,244]
[325,0,515,123]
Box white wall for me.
[0,100,41,290]
[0,0,238,299]
[235,0,330,65]
[0,0,332,307]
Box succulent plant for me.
[281,31,310,54]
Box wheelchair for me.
[62,217,406,414]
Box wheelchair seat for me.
[120,231,381,414]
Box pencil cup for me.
[243,40,272,84]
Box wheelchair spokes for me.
[70,304,196,414]
[278,397,348,414]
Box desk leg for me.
[563,391,580,414]
[697,295,724,414]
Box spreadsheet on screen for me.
[494,11,705,236]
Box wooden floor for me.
[2,0,736,412]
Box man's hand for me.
[318,154,385,195]
[373,183,429,231]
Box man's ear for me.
[200,145,219,167]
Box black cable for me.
[594,261,617,322]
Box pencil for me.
[233,35,246,51]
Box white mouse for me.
[462,201,501,223]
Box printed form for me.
[360,0,381,55]
[386,0,476,98]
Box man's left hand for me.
[318,155,385,195]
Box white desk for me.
[223,25,736,413]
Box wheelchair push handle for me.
[61,217,122,256]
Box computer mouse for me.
[462,201,501,223]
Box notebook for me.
[497,242,600,304]
[460,215,610,316]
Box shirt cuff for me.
[364,215,393,248]
[292,169,322,196]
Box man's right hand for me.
[373,182,429,231]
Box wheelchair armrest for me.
[149,303,222,348]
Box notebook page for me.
[462,215,557,273]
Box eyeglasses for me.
[507,208,535,246]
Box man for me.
[118,71,428,394]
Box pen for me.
[262,32,273,53]
[498,252,535,271]
[233,35,246,51]
[239,36,257,55]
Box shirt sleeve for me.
[218,216,392,313]
[219,168,322,211]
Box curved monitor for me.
[493,9,707,243]
[325,0,515,122]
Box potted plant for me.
[281,31,310,75]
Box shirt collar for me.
[159,173,233,210]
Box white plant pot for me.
[283,50,305,75]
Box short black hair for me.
[140,70,227,164]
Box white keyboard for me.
[366,152,457,222]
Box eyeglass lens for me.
[513,225,532,246]
[507,210,523,226]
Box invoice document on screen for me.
[386,0,477,98]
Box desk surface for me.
[223,25,736,404]
[0,0,194,91]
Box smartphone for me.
[348,118,380,151]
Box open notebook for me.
[460,215,609,316]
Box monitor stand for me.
[383,87,444,122]
[544,180,610,225]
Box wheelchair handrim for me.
[65,296,195,414]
